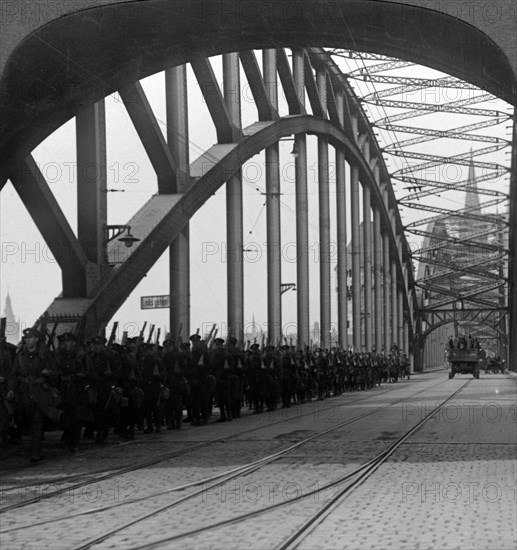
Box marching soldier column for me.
[0,320,411,463]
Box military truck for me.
[447,348,480,379]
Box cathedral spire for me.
[2,291,20,344]
[465,148,480,211]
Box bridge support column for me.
[351,164,361,350]
[363,181,372,351]
[383,232,391,354]
[373,203,382,353]
[166,65,190,340]
[391,259,398,348]
[76,99,107,295]
[398,288,404,350]
[263,49,282,344]
[224,53,243,341]
[317,68,331,349]
[293,49,309,348]
[336,149,348,348]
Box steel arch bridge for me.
[0,0,515,369]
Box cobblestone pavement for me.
[1,372,515,550]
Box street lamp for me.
[105,225,140,248]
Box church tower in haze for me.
[2,291,20,344]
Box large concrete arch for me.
[0,0,515,169]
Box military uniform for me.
[8,328,61,462]
[55,333,91,451]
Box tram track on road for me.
[0,374,460,549]
[110,378,472,550]
[0,375,418,511]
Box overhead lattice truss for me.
[329,49,512,350]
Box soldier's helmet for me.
[189,334,201,343]
[214,337,225,346]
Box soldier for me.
[212,338,233,422]
[262,345,279,413]
[0,332,16,446]
[55,332,91,452]
[457,335,467,349]
[87,335,121,444]
[188,334,212,425]
[165,353,189,430]
[7,328,61,462]
[279,345,295,408]
[227,337,245,420]
[117,343,142,440]
[140,343,165,433]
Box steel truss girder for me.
[414,227,506,256]
[422,309,502,340]
[405,199,505,229]
[419,277,506,300]
[392,144,507,175]
[366,95,498,117]
[330,50,399,63]
[374,94,500,125]
[347,60,414,75]
[425,281,506,310]
[405,198,505,228]
[383,119,508,150]
[416,254,505,283]
[406,228,506,254]
[397,172,508,202]
[362,77,478,102]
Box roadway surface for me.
[1,370,516,550]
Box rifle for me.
[146,324,155,344]
[209,328,218,349]
[72,315,85,341]
[121,331,128,346]
[0,317,6,340]
[205,324,216,347]
[133,321,147,357]
[107,322,118,347]
[154,328,161,351]
[39,313,49,343]
[47,321,59,349]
